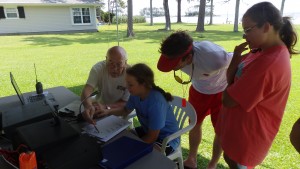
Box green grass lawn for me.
[1,23,299,168]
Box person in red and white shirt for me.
[157,31,232,169]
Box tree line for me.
[97,0,288,37]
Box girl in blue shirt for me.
[88,63,179,155]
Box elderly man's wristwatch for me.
[106,105,111,110]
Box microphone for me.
[77,90,99,121]
[44,98,60,126]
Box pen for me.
[65,108,75,114]
[94,124,100,133]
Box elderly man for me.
[81,46,130,124]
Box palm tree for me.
[233,0,240,32]
[177,0,182,23]
[280,0,286,14]
[196,0,206,32]
[127,0,134,37]
[163,0,171,30]
[108,0,111,24]
[150,0,153,26]
[208,0,213,25]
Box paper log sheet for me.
[82,115,131,142]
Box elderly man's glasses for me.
[173,63,194,85]
[108,61,125,70]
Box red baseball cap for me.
[157,44,193,72]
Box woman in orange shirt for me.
[217,2,298,168]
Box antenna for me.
[34,63,43,95]
[115,0,119,46]
[34,63,38,83]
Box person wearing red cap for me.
[157,31,232,169]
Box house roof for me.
[0,0,104,6]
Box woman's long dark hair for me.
[126,63,173,101]
[243,2,298,55]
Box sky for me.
[130,0,300,16]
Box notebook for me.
[82,115,131,142]
[10,72,56,105]
[99,136,153,169]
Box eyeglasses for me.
[108,61,125,70]
[243,24,257,34]
[173,63,194,85]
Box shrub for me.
[112,16,146,24]
[100,12,115,23]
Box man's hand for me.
[82,105,96,124]
[82,103,110,124]
[92,102,110,118]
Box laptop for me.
[9,72,56,105]
[1,73,58,139]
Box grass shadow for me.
[66,85,84,96]
[21,23,244,47]
[181,147,228,169]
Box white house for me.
[0,0,103,35]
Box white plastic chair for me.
[160,96,197,169]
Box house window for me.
[5,8,18,18]
[72,8,91,24]
[0,6,25,19]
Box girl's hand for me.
[234,42,249,56]
[92,102,105,111]
[227,42,249,85]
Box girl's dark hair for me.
[159,30,193,57]
[126,63,173,102]
[243,2,298,55]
